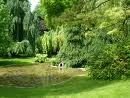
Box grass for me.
[0,76,130,98]
[0,57,35,66]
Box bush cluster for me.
[89,41,130,80]
[35,54,47,63]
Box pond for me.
[0,63,86,87]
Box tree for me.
[0,0,11,55]
[38,0,130,79]
[57,23,87,67]
[7,0,26,41]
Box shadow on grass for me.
[0,76,118,98]
[0,61,32,67]
[0,57,35,67]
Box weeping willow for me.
[39,26,65,57]
[5,0,42,55]
[7,0,25,41]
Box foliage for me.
[39,26,65,57]
[57,23,87,68]
[35,37,43,54]
[39,0,130,79]
[0,0,11,56]
[1,0,44,57]
[35,54,47,63]
[40,0,79,28]
[7,0,26,41]
[88,38,130,80]
[50,57,57,66]
[7,40,33,57]
[85,0,130,80]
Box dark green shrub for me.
[0,0,11,56]
[117,42,130,77]
[89,44,130,80]
[57,23,87,67]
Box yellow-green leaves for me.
[107,28,119,35]
[105,7,125,20]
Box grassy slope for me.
[0,76,130,98]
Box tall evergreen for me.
[57,23,87,67]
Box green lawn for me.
[0,76,130,98]
[0,57,35,66]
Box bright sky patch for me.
[29,0,39,11]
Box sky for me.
[29,0,40,11]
